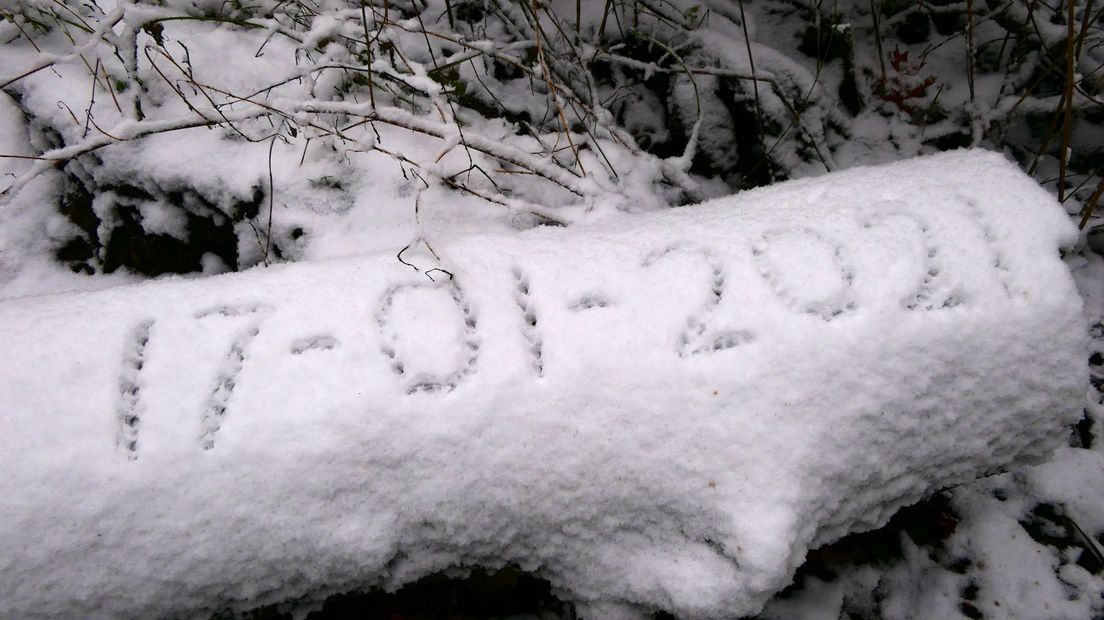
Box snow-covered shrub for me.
[1,0,1102,275]
[0,0,709,278]
[0,0,1099,274]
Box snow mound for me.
[0,150,1085,619]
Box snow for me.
[754,247,1104,620]
[0,150,1086,619]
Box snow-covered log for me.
[0,150,1085,619]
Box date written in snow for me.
[114,220,1011,457]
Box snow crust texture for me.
[0,150,1086,619]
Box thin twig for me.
[966,0,976,102]
[738,0,765,151]
[1059,0,1076,202]
[264,128,279,265]
[1079,176,1104,229]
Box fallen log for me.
[0,149,1085,619]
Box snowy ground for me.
[1,1,1102,617]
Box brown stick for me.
[1079,176,1104,229]
[738,0,764,151]
[1058,0,1076,202]
[966,0,976,102]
